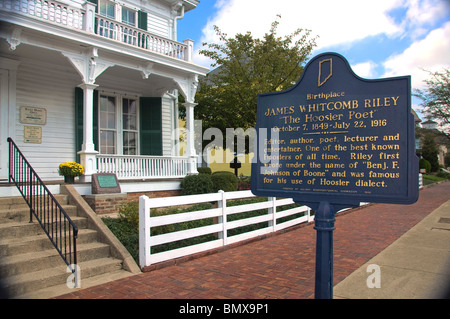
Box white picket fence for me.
[138,190,313,268]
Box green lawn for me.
[422,174,448,186]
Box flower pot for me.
[64,176,75,184]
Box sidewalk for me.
[334,190,450,299]
[56,181,450,299]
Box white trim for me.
[0,57,20,180]
[0,69,10,180]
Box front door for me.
[0,69,9,180]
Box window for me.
[99,94,139,155]
[122,7,136,26]
[98,0,116,38]
[100,95,117,154]
[122,98,138,155]
[99,0,115,19]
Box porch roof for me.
[0,0,209,77]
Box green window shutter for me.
[74,87,99,162]
[138,10,148,30]
[140,97,162,156]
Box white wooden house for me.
[0,0,208,189]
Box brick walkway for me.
[57,182,450,299]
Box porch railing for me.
[0,0,84,30]
[97,154,191,180]
[0,0,192,61]
[97,17,188,60]
[7,138,78,274]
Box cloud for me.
[192,0,450,85]
[383,21,450,89]
[192,0,406,67]
[404,0,450,29]
[352,61,378,78]
[199,0,402,49]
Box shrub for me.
[211,171,236,177]
[181,174,214,195]
[118,201,139,229]
[237,175,251,190]
[445,153,450,168]
[211,171,238,192]
[419,158,431,173]
[102,215,139,263]
[197,167,212,175]
[436,170,450,179]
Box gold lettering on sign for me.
[261,92,406,194]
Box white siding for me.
[148,12,171,38]
[15,59,80,181]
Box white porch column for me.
[62,48,113,182]
[184,101,198,174]
[78,83,99,182]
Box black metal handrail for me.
[7,138,78,273]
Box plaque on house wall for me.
[92,173,121,194]
[20,106,47,125]
[24,126,42,143]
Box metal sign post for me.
[313,201,335,299]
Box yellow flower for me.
[59,162,84,177]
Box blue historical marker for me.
[251,52,419,299]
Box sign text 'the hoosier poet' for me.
[251,52,418,206]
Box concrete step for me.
[0,216,86,239]
[0,204,79,223]
[14,269,134,299]
[0,242,111,278]
[0,228,98,257]
[0,195,68,210]
[5,257,124,298]
[0,189,139,299]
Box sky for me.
[178,0,450,116]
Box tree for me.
[421,132,440,172]
[195,16,318,152]
[414,68,450,140]
[444,152,450,168]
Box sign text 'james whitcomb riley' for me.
[251,52,418,207]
